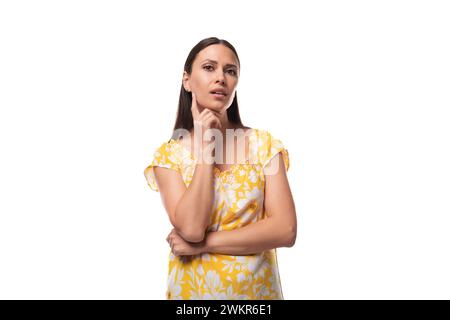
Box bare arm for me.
[165,153,297,256]
[152,92,222,243]
[203,153,297,255]
[154,160,215,243]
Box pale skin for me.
[152,44,297,256]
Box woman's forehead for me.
[195,44,239,67]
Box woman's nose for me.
[215,72,225,84]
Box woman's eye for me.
[203,65,237,76]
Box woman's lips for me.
[210,92,227,99]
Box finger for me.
[209,115,222,129]
[213,117,221,129]
[200,114,215,131]
[191,92,200,117]
[215,117,223,129]
[202,108,220,118]
[202,111,220,125]
[201,113,214,124]
[199,108,209,118]
[200,112,212,125]
[209,109,222,117]
[206,110,222,128]
[204,117,217,130]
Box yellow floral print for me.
[144,128,290,300]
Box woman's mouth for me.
[210,91,227,99]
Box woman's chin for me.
[205,104,225,113]
[209,100,230,111]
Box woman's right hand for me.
[191,92,222,133]
[190,92,222,163]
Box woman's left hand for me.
[166,228,206,256]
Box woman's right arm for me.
[154,160,215,243]
[153,92,222,243]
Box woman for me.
[144,37,297,299]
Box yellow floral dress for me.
[144,128,290,300]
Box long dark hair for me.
[170,37,244,140]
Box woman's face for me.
[183,44,240,113]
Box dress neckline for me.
[169,128,257,178]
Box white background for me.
[1,0,449,299]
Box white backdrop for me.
[1,0,449,299]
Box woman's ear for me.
[183,71,191,92]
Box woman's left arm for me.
[167,153,297,256]
[205,153,297,255]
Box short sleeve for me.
[261,131,290,173]
[143,141,181,192]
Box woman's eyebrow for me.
[201,59,238,69]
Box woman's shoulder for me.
[149,137,185,164]
[250,127,279,143]
[155,137,179,151]
[250,127,289,168]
